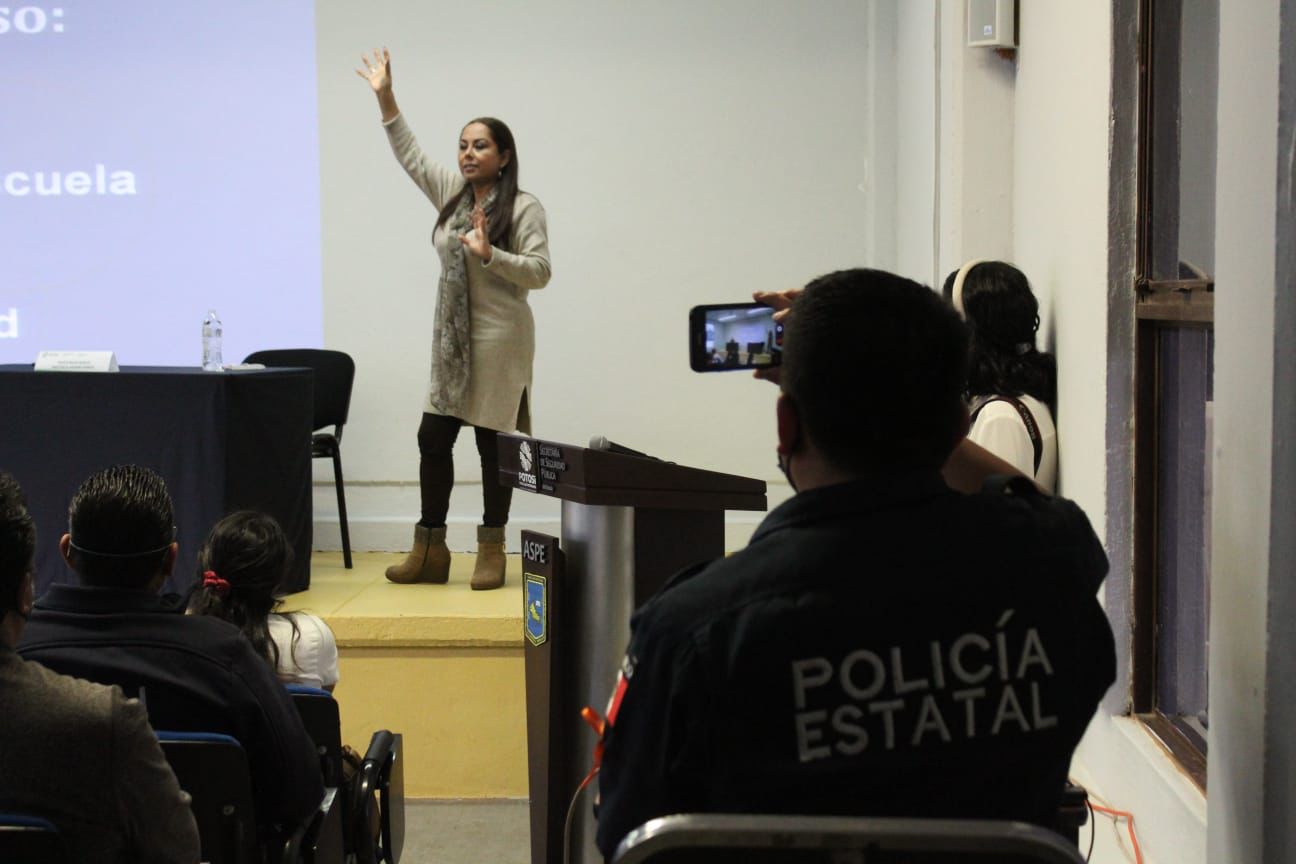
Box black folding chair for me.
[244,349,356,568]
[611,813,1088,864]
[158,730,324,864]
[350,731,404,864]
[0,814,66,863]
[286,684,344,787]
[284,685,349,864]
[303,788,345,864]
[157,732,262,864]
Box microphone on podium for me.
[588,436,660,461]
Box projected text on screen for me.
[0,1,322,366]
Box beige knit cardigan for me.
[385,113,552,433]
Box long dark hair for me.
[434,116,519,250]
[188,511,299,675]
[942,261,1056,409]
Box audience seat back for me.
[611,813,1086,864]
[0,814,66,863]
[157,731,260,864]
[287,684,344,786]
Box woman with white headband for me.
[942,261,1058,492]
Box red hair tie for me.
[202,570,231,597]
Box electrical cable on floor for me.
[1090,801,1143,864]
[564,705,613,864]
[1085,797,1097,862]
[1069,779,1144,864]
[563,765,599,864]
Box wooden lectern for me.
[498,434,766,864]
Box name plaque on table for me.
[34,350,120,372]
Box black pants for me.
[417,412,512,528]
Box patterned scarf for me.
[428,186,497,414]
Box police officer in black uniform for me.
[594,268,1115,860]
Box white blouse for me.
[967,393,1058,494]
[268,612,339,690]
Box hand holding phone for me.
[689,303,784,372]
[751,287,802,321]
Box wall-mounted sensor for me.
[967,0,1017,48]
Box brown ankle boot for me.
[470,525,507,590]
[385,524,451,584]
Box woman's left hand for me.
[459,207,493,262]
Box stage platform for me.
[294,551,529,799]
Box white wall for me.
[1010,5,1111,527]
[313,1,893,548]
[861,3,937,288]
[934,2,1015,286]
[893,4,938,286]
[1207,0,1286,860]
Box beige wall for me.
[336,648,528,798]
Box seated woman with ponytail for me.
[943,261,1058,493]
[189,511,340,691]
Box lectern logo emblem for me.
[516,440,538,491]
[525,574,547,646]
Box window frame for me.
[1130,0,1212,792]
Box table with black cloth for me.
[0,365,313,595]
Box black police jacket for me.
[594,471,1116,859]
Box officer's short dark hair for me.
[781,268,969,475]
[67,465,174,589]
[0,472,36,616]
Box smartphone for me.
[689,302,783,372]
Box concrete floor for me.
[403,800,531,864]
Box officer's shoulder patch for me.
[605,653,636,727]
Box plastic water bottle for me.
[201,310,223,371]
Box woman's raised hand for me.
[356,48,392,93]
[459,207,493,262]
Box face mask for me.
[777,394,801,493]
[777,448,798,493]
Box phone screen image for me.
[689,303,783,372]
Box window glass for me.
[1154,327,1213,739]
[1147,0,1218,283]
